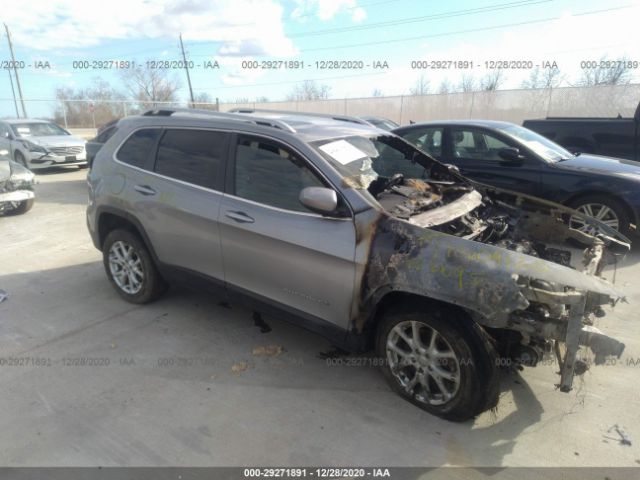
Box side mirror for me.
[498,147,524,163]
[299,186,338,215]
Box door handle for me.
[225,210,255,224]
[134,185,156,196]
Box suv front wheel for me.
[103,229,167,304]
[376,307,499,422]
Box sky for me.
[1,0,640,118]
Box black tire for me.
[376,305,499,422]
[78,163,88,169]
[102,229,167,304]
[9,198,34,215]
[14,151,28,168]
[567,194,631,238]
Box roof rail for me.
[142,108,297,133]
[228,108,371,126]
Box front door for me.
[219,134,356,329]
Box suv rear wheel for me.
[376,307,499,422]
[103,229,167,303]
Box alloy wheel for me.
[570,203,619,233]
[386,320,461,406]
[108,240,144,295]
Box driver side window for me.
[234,135,326,213]
[403,127,443,159]
[451,128,511,161]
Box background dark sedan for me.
[393,120,640,238]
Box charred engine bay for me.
[374,177,574,268]
[368,176,626,382]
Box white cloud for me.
[211,56,267,86]
[334,3,640,97]
[292,0,365,21]
[352,7,367,23]
[2,0,296,57]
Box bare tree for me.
[53,77,125,127]
[409,74,430,95]
[371,88,383,97]
[193,92,216,109]
[234,97,250,104]
[578,56,633,86]
[255,96,269,103]
[437,79,452,94]
[480,69,506,91]
[457,74,476,92]
[286,80,331,101]
[119,65,181,107]
[521,67,562,89]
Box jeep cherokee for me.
[87,108,629,421]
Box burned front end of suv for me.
[322,135,630,395]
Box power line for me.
[288,0,552,38]
[299,4,634,52]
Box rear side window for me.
[117,129,161,168]
[154,129,228,189]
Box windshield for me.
[312,134,437,189]
[497,124,573,162]
[11,122,69,137]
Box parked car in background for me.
[393,120,640,238]
[87,108,628,421]
[359,116,400,131]
[523,101,640,161]
[0,148,35,215]
[0,119,87,170]
[86,119,119,168]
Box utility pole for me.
[4,24,27,117]
[179,34,195,108]
[6,67,19,117]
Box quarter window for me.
[155,129,228,189]
[117,129,161,169]
[234,135,325,213]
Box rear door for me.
[219,134,356,329]
[120,127,230,283]
[445,126,543,196]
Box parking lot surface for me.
[1,168,639,467]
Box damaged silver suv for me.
[87,108,629,421]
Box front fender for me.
[357,216,624,332]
